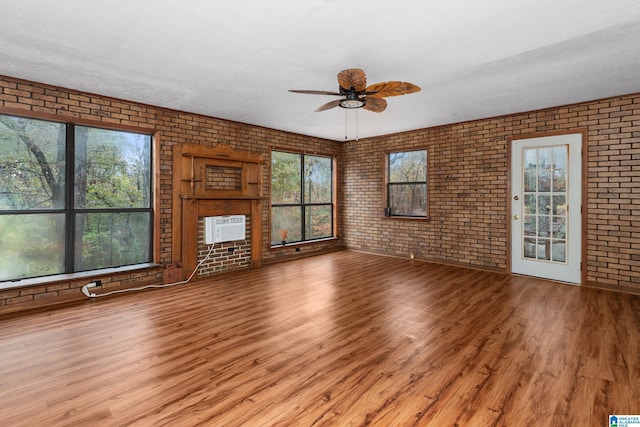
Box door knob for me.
[513,214,519,220]
[514,195,519,201]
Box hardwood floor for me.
[1,250,639,426]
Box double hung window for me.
[386,149,428,218]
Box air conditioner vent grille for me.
[204,215,246,244]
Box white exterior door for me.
[511,133,582,284]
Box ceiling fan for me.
[289,68,420,113]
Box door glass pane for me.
[521,145,568,264]
[538,194,551,215]
[523,238,537,259]
[523,215,536,237]
[552,195,566,215]
[552,146,567,192]
[524,194,536,215]
[0,214,65,280]
[523,171,537,192]
[552,240,566,262]
[524,149,537,169]
[538,216,550,238]
[553,169,567,191]
[537,238,550,260]
[75,212,151,271]
[538,148,552,169]
[552,146,567,169]
[538,172,551,192]
[553,216,566,238]
[538,148,552,192]
[0,116,66,210]
[271,206,301,245]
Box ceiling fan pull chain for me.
[355,109,359,141]
[345,109,348,140]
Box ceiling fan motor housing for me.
[339,91,365,109]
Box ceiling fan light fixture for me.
[339,98,365,109]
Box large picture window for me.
[270,151,334,246]
[386,149,428,218]
[0,114,153,282]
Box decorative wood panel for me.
[172,143,264,279]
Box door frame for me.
[507,129,588,285]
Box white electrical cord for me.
[81,244,217,298]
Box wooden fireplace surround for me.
[171,143,264,280]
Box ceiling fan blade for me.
[337,68,367,92]
[365,81,421,98]
[363,97,387,113]
[315,99,341,112]
[289,89,341,96]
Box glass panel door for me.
[511,133,582,284]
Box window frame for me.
[0,111,155,282]
[383,147,429,220]
[269,149,337,247]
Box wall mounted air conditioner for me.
[204,215,246,244]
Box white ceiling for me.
[1,1,640,141]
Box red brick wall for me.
[196,216,251,276]
[1,74,638,314]
[342,94,640,292]
[0,268,163,314]
[0,75,342,313]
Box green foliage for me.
[0,115,65,209]
[271,151,301,204]
[0,115,152,281]
[0,214,65,280]
[76,212,151,271]
[271,151,333,245]
[77,126,151,209]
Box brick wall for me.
[1,74,638,314]
[0,268,162,314]
[197,216,251,276]
[205,166,243,191]
[0,75,343,313]
[342,94,640,292]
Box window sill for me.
[382,216,430,221]
[270,236,339,250]
[0,263,160,291]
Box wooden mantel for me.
[171,143,264,280]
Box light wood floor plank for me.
[0,250,638,426]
